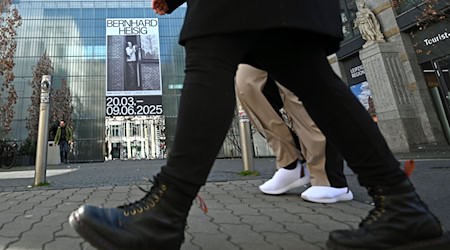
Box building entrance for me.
[432,57,450,120]
[424,56,450,143]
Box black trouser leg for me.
[252,31,406,187]
[160,35,255,189]
[324,142,347,188]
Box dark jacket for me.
[166,0,343,55]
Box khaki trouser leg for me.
[235,64,300,168]
[276,83,331,186]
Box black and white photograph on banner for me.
[106,18,162,96]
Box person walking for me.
[69,1,449,250]
[54,120,73,164]
[236,64,353,203]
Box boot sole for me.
[326,231,450,250]
[69,209,120,250]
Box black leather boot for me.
[69,175,198,250]
[327,179,450,250]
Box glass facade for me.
[393,0,424,14]
[10,0,187,162]
[8,0,382,162]
[340,0,360,41]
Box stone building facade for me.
[331,0,450,153]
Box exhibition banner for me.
[105,18,162,116]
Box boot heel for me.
[327,179,446,250]
[327,231,450,250]
[391,231,450,250]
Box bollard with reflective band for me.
[238,107,254,172]
[35,75,51,186]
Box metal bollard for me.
[34,75,51,186]
[237,101,254,172]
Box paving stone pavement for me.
[0,179,371,250]
[1,158,449,250]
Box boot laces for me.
[118,177,167,216]
[361,194,386,226]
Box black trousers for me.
[264,73,348,187]
[160,30,406,190]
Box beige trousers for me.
[235,64,330,186]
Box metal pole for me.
[34,75,51,186]
[237,98,254,171]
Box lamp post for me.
[34,75,51,186]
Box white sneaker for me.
[301,186,354,203]
[259,161,310,195]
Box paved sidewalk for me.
[0,180,371,250]
[1,158,449,250]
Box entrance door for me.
[111,143,121,159]
[432,57,450,121]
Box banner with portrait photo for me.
[106,18,162,116]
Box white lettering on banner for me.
[106,96,162,116]
[423,31,450,46]
[349,64,365,78]
[106,19,158,28]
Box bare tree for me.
[0,0,21,138]
[224,110,242,157]
[223,109,259,158]
[50,78,74,126]
[393,0,449,54]
[414,0,448,29]
[26,52,54,142]
[392,0,448,24]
